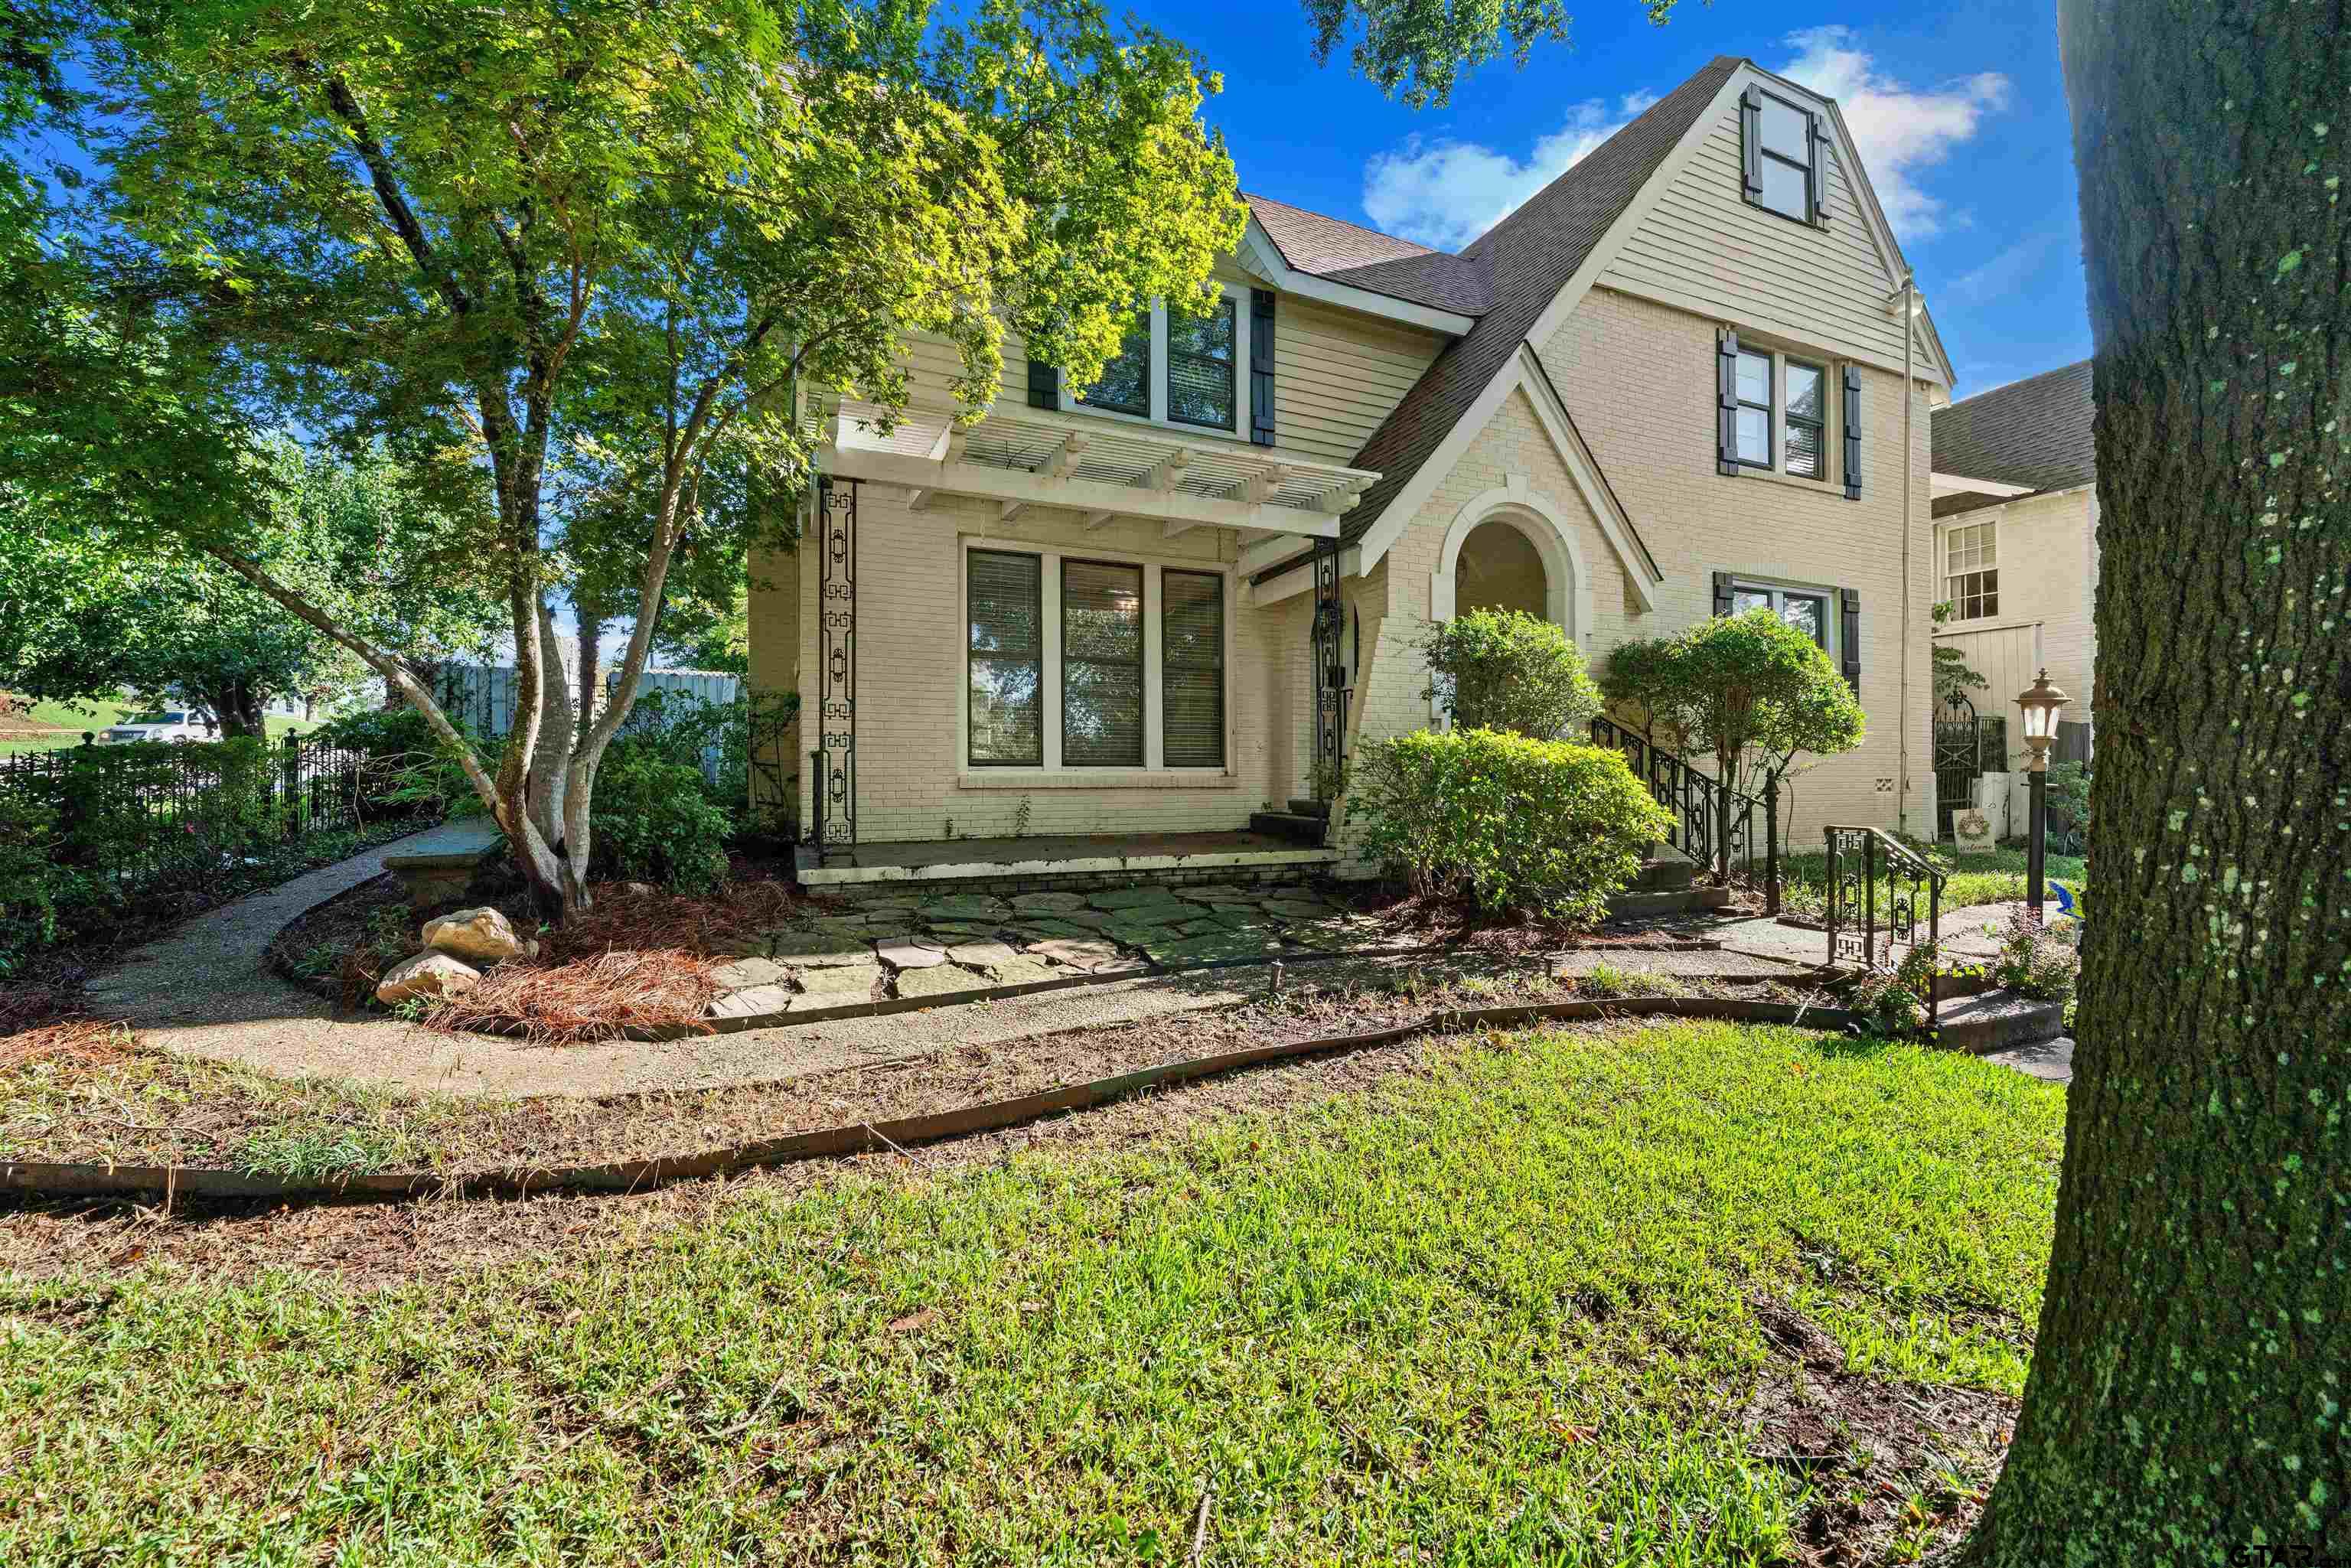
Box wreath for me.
[1953,809,1993,844]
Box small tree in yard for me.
[1602,609,1863,872]
[33,0,1242,918]
[1416,608,1603,737]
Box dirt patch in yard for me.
[1744,1297,2016,1566]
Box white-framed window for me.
[964,541,1230,773]
[1728,344,1837,481]
[1944,520,1999,620]
[1065,285,1249,438]
[1730,578,1832,650]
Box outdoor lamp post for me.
[2014,669,2072,923]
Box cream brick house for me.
[1928,359,2097,837]
[751,55,1955,888]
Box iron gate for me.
[1932,690,1981,839]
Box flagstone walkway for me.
[704,882,1393,1021]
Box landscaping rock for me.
[990,957,1059,987]
[918,894,1010,923]
[771,932,877,967]
[707,984,793,1022]
[1153,929,1283,966]
[876,938,948,970]
[1261,896,1343,921]
[1010,891,1089,914]
[944,940,1019,973]
[375,950,481,1005]
[893,965,998,1003]
[794,963,882,1001]
[711,956,789,992]
[1089,885,1179,911]
[422,907,528,963]
[1025,937,1132,972]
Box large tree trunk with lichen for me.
[1961,1,2349,1557]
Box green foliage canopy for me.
[38,0,1244,914]
[1415,608,1603,738]
[1602,608,1866,787]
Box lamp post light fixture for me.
[2014,669,2072,923]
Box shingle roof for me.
[1930,360,2095,495]
[1244,194,1492,316]
[1253,57,1742,579]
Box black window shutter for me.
[1248,288,1277,447]
[1839,588,1862,693]
[1712,571,1735,618]
[1740,86,1764,201]
[1716,328,1742,475]
[1841,365,1863,500]
[1026,354,1058,410]
[1806,112,1828,223]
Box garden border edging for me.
[4,996,1857,1205]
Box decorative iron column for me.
[815,476,857,849]
[1310,538,1347,821]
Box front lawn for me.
[1779,841,2088,919]
[0,1022,2061,1564]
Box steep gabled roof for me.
[1244,194,1492,316]
[1931,360,2095,495]
[1323,57,1743,557]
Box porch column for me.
[814,475,857,848]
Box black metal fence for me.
[0,731,379,900]
[1824,824,1946,1027]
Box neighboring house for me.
[1928,360,2097,833]
[752,55,1956,880]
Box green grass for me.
[0,706,308,755]
[0,1022,2062,1565]
[1780,842,2088,918]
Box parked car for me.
[99,709,220,745]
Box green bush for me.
[1350,728,1673,922]
[315,706,469,817]
[1415,609,1603,738]
[588,745,732,894]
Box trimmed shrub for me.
[1350,727,1674,922]
[588,746,732,894]
[1416,609,1603,738]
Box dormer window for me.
[1742,85,1826,225]
[1061,286,1251,438]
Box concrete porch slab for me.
[796,830,1342,888]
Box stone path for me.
[78,833,2067,1097]
[708,882,1391,1019]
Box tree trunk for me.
[1963,2,2349,1556]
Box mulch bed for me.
[266,863,817,1043]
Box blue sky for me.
[1120,0,2089,399]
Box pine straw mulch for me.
[274,874,812,1045]
[1331,883,1762,954]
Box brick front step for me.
[1247,810,1329,846]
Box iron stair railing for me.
[1587,717,1779,913]
[1822,824,1946,1027]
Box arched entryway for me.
[1425,481,1599,725]
[1455,519,1549,619]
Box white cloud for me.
[1776,26,2009,240]
[1952,225,2067,301]
[1361,92,1659,251]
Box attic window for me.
[1742,86,1824,224]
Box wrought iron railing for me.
[1587,718,1779,911]
[1823,824,1945,1026]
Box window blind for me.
[967,550,1042,766]
[1167,298,1237,431]
[1161,569,1225,768]
[1061,559,1144,766]
[1077,314,1151,418]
